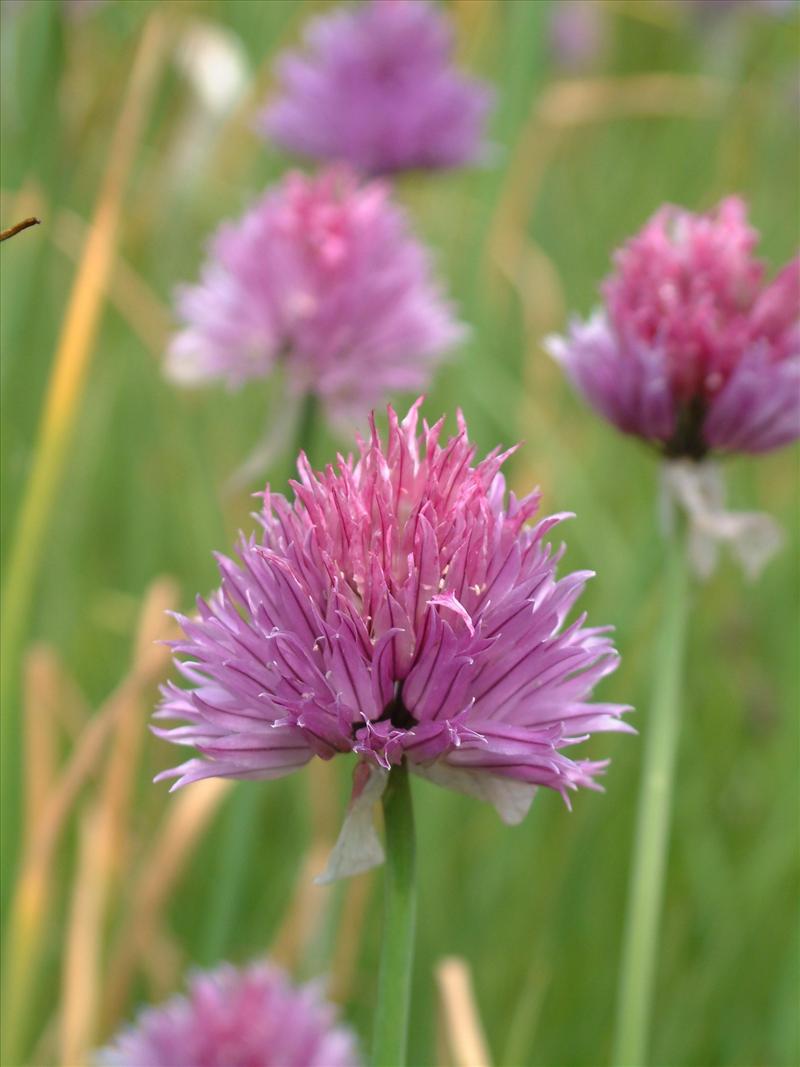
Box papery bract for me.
[96,962,361,1067]
[259,0,493,175]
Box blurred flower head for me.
[684,0,796,17]
[96,962,361,1066]
[259,0,493,175]
[548,0,608,72]
[547,197,800,457]
[167,167,464,429]
[156,400,630,875]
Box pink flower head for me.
[547,197,800,457]
[685,0,796,17]
[548,1,607,72]
[167,167,463,429]
[156,400,630,874]
[96,962,361,1066]
[259,0,493,176]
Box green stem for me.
[613,527,690,1066]
[372,761,417,1067]
[202,392,318,963]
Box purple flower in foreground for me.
[167,167,463,429]
[156,400,630,875]
[547,197,800,457]
[259,0,493,175]
[97,963,361,1067]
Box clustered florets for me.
[167,168,463,429]
[260,0,492,175]
[97,963,361,1067]
[548,197,800,457]
[156,402,630,827]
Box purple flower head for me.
[167,167,464,429]
[547,197,800,457]
[259,0,493,176]
[685,0,796,17]
[96,962,361,1067]
[156,400,630,873]
[548,1,607,72]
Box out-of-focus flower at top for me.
[548,0,608,72]
[155,400,630,880]
[259,0,493,176]
[547,197,800,459]
[684,0,797,17]
[167,167,464,430]
[96,962,361,1067]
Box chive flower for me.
[155,400,630,877]
[547,197,799,458]
[167,167,463,429]
[259,0,493,175]
[96,963,361,1066]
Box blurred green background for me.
[1,1,798,1065]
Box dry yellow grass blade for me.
[452,0,497,64]
[2,579,177,1067]
[6,681,118,975]
[42,650,93,742]
[96,578,178,884]
[328,871,375,1005]
[51,207,172,358]
[19,656,159,881]
[536,73,735,128]
[604,0,677,29]
[435,956,493,1067]
[268,761,341,971]
[270,843,335,973]
[140,921,184,1001]
[0,10,169,815]
[22,646,61,835]
[1,652,93,1066]
[60,806,106,1067]
[101,778,232,1030]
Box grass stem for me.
[0,11,167,918]
[613,526,690,1066]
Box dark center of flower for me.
[663,395,709,460]
[377,681,418,732]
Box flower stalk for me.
[372,761,417,1067]
[613,524,690,1066]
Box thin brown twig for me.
[0,216,40,242]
